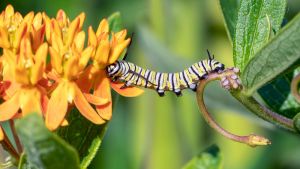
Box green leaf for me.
[233,0,286,71]
[15,114,80,169]
[182,145,222,169]
[219,0,239,43]
[108,12,122,32]
[258,70,300,119]
[57,109,108,169]
[241,13,300,95]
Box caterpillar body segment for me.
[106,59,225,96]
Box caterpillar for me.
[106,50,225,96]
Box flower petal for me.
[20,88,42,116]
[0,28,10,48]
[0,125,4,141]
[46,82,68,131]
[84,93,109,105]
[94,71,112,120]
[49,47,63,74]
[94,36,110,68]
[79,46,93,70]
[13,23,27,50]
[111,81,144,97]
[76,65,94,93]
[0,91,20,121]
[108,38,131,64]
[73,83,106,124]
[88,26,97,47]
[96,19,108,37]
[74,31,85,52]
[66,18,79,47]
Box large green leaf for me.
[15,114,80,169]
[182,145,222,169]
[218,0,239,43]
[242,13,300,95]
[233,0,286,71]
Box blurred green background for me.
[1,0,300,169]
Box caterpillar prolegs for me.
[106,51,225,96]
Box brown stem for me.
[1,129,19,160]
[291,73,300,103]
[196,71,271,147]
[9,120,23,153]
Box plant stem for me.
[1,130,19,161]
[231,91,295,132]
[9,120,23,153]
[291,73,300,103]
[196,71,270,146]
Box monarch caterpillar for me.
[106,50,225,96]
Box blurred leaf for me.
[219,0,239,43]
[108,12,122,32]
[182,145,222,169]
[15,114,80,169]
[233,0,286,71]
[258,69,300,119]
[242,13,300,95]
[57,109,107,169]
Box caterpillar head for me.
[211,60,225,73]
[106,61,121,77]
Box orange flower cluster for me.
[0,5,143,135]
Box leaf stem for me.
[1,129,19,161]
[196,70,271,147]
[9,120,23,153]
[231,91,295,132]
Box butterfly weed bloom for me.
[43,10,113,130]
[76,19,143,120]
[0,38,48,121]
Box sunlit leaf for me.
[242,13,300,95]
[233,0,286,71]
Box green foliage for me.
[220,0,300,129]
[233,0,286,71]
[219,0,238,43]
[182,145,222,169]
[15,114,80,169]
[242,13,300,95]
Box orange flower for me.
[0,38,48,121]
[0,5,34,52]
[77,19,143,121]
[45,10,107,131]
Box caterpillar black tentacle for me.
[106,54,225,96]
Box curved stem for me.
[196,72,270,147]
[291,73,300,103]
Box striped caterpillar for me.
[106,51,225,96]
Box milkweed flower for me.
[0,38,48,121]
[45,10,108,130]
[0,5,34,53]
[77,19,143,121]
